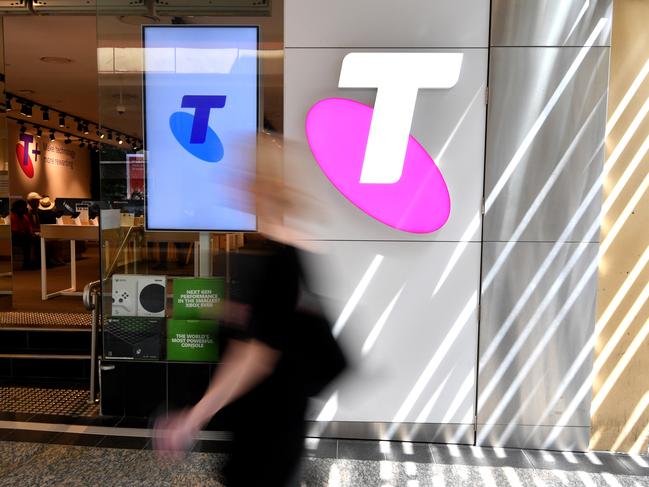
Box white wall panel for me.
[284,0,490,442]
[285,0,489,48]
[284,48,487,242]
[305,241,481,425]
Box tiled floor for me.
[0,432,647,486]
[0,385,99,417]
[0,311,92,329]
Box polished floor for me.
[10,244,100,314]
[0,430,647,486]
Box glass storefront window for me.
[96,1,284,416]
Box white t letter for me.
[339,53,463,184]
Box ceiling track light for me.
[7,93,135,150]
[20,103,32,118]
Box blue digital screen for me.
[143,26,258,231]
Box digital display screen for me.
[143,26,258,231]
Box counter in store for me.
[40,223,99,300]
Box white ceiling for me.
[2,5,284,142]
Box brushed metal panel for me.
[285,0,489,48]
[305,241,480,426]
[477,425,591,451]
[284,48,487,242]
[477,242,598,449]
[484,47,610,243]
[491,0,612,47]
[306,421,474,444]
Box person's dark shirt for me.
[37,209,58,225]
[27,208,40,230]
[225,241,306,415]
[10,212,33,235]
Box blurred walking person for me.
[155,166,345,486]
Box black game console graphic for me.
[139,282,165,315]
[104,316,165,360]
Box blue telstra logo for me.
[169,95,227,162]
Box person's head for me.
[252,131,326,246]
[11,199,28,215]
[26,192,42,210]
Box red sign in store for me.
[16,133,39,179]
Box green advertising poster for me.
[167,319,219,362]
[173,277,225,320]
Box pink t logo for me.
[306,53,463,233]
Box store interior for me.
[0,1,284,422]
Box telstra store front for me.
[0,0,647,455]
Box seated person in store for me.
[10,199,39,270]
[37,197,65,267]
[26,192,42,231]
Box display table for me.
[40,224,100,300]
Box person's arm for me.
[155,337,280,453]
[188,338,279,428]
